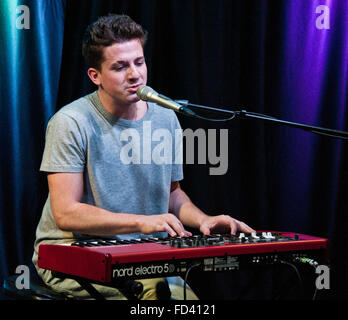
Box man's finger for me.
[165,214,190,237]
[200,224,211,235]
[229,219,238,235]
[163,223,177,237]
[237,221,256,233]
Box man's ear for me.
[87,67,101,86]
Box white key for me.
[262,232,269,239]
[251,232,260,239]
[267,232,275,239]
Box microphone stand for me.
[175,100,348,140]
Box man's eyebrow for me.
[110,61,127,67]
[110,57,144,67]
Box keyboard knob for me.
[170,239,178,247]
[186,239,193,247]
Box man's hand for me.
[137,213,192,237]
[199,215,255,235]
[169,184,255,236]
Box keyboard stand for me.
[74,279,106,300]
[52,272,141,300]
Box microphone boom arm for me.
[236,110,348,140]
[176,100,348,140]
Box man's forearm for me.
[55,202,190,237]
[169,187,208,229]
[178,201,209,229]
[55,202,142,236]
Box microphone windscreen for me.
[136,85,157,100]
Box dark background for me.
[1,0,347,299]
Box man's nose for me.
[127,65,140,79]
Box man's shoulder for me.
[50,94,95,123]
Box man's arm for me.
[169,182,255,235]
[48,172,188,237]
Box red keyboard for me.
[38,232,328,282]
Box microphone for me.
[136,85,196,117]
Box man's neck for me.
[97,88,147,120]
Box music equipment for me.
[136,85,196,117]
[38,232,328,284]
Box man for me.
[32,14,254,300]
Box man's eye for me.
[112,64,126,71]
[135,60,144,66]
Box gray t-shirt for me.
[32,91,183,267]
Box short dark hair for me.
[82,14,148,71]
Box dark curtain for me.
[1,0,347,299]
[0,0,66,289]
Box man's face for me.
[95,39,147,105]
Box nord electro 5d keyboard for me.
[38,232,328,283]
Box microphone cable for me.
[183,262,201,300]
[157,96,236,122]
[139,86,348,139]
[293,257,320,300]
[176,100,348,139]
[278,260,304,299]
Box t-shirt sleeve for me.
[40,112,86,173]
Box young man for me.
[32,14,254,300]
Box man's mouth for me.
[127,84,142,93]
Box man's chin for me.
[118,96,141,107]
[127,94,141,103]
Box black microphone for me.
[136,85,196,117]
